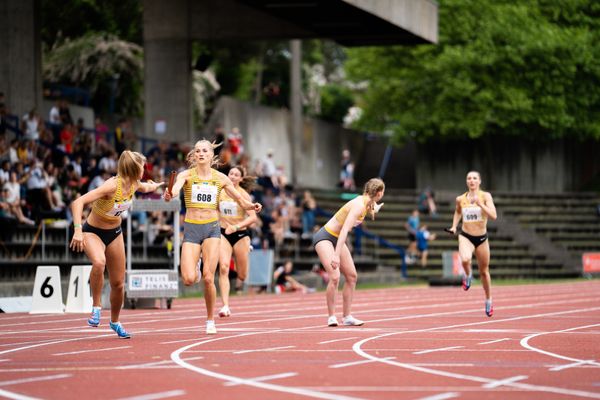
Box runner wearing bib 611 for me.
[164,140,262,335]
[70,151,164,338]
[447,171,497,317]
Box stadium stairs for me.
[277,188,599,286]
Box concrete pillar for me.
[143,0,193,143]
[289,40,302,186]
[0,0,42,116]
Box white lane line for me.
[233,345,295,355]
[0,374,71,386]
[478,338,510,345]
[53,345,131,356]
[520,323,600,371]
[319,337,359,345]
[115,389,186,400]
[353,306,600,399]
[330,357,395,369]
[224,372,299,386]
[172,336,367,400]
[413,346,464,355]
[0,388,41,400]
[416,393,459,400]
[482,375,528,388]
[549,360,598,372]
[117,356,204,370]
[0,359,10,363]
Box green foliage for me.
[319,84,354,123]
[345,0,600,142]
[43,33,144,116]
[41,0,143,47]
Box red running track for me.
[1,281,599,400]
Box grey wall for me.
[206,97,416,189]
[416,136,600,193]
[0,0,42,117]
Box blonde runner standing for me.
[447,171,497,317]
[313,178,385,327]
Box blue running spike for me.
[462,275,472,291]
[109,321,131,339]
[485,301,494,317]
[87,307,101,327]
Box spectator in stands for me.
[340,149,355,191]
[404,209,420,264]
[99,150,118,174]
[21,108,42,142]
[7,139,18,164]
[301,190,317,238]
[70,150,164,339]
[418,186,438,216]
[447,171,497,317]
[2,171,34,225]
[163,139,262,335]
[59,123,75,154]
[217,165,258,318]
[257,148,277,191]
[58,99,73,125]
[227,127,244,162]
[26,160,58,215]
[313,178,385,327]
[416,224,436,267]
[49,100,61,124]
[273,260,313,293]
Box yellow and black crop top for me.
[91,176,135,222]
[183,168,222,210]
[460,191,488,224]
[333,195,369,227]
[219,186,247,220]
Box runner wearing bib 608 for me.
[447,171,497,317]
[164,140,262,335]
[70,150,164,338]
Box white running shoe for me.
[206,320,217,335]
[342,315,364,326]
[218,305,231,317]
[327,315,339,327]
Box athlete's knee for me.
[219,263,230,276]
[110,280,124,292]
[329,275,340,287]
[237,271,247,281]
[344,272,358,286]
[203,274,215,286]
[91,258,106,270]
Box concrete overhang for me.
[144,0,437,45]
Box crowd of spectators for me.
[0,102,321,259]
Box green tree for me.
[345,0,600,142]
[43,34,144,116]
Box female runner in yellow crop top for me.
[312,178,385,327]
[217,165,258,318]
[447,171,497,317]
[164,140,262,335]
[70,150,164,338]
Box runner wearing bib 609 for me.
[70,150,164,338]
[164,140,262,335]
[447,171,497,317]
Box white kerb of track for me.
[30,266,65,314]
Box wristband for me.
[73,223,82,229]
[234,225,239,231]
